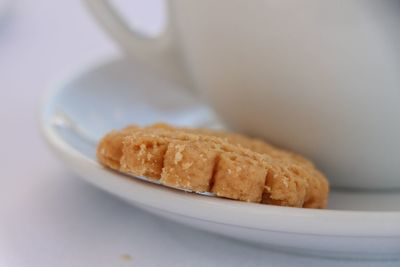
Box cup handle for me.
[84,0,190,86]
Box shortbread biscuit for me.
[97,123,329,208]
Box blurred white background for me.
[0,1,398,266]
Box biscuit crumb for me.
[120,253,132,262]
[174,152,183,164]
[174,144,185,164]
[282,177,289,188]
[182,162,193,170]
[139,144,146,155]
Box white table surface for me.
[1,1,399,266]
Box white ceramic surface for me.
[0,0,11,22]
[84,0,400,189]
[40,57,400,260]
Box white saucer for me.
[40,56,400,260]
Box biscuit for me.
[97,123,329,208]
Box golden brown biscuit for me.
[97,123,329,208]
[96,125,139,170]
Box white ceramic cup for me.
[84,0,400,189]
